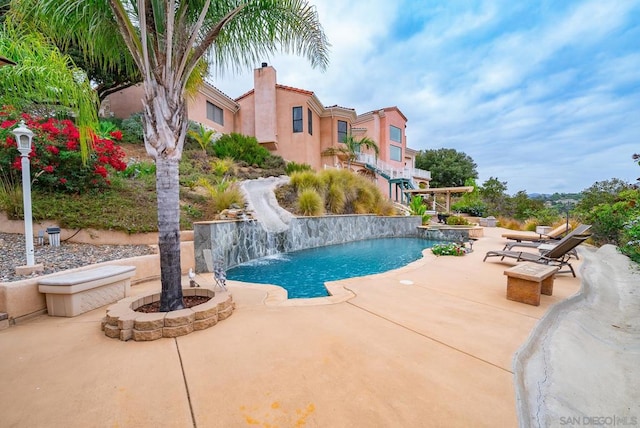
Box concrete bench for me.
[38,265,136,317]
[504,262,559,306]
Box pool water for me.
[226,237,440,298]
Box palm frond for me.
[0,21,98,158]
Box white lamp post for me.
[12,121,36,267]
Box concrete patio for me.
[0,227,589,427]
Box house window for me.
[293,106,303,133]
[390,125,402,143]
[206,101,224,125]
[390,145,402,162]
[337,120,348,143]
[308,108,313,135]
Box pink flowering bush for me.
[0,106,127,193]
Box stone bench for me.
[38,265,136,317]
[504,262,559,306]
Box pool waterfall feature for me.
[194,215,473,275]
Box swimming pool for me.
[226,237,440,298]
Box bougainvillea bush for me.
[0,106,126,193]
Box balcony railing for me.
[354,153,431,181]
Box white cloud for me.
[212,0,640,194]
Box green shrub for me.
[263,155,287,172]
[280,168,391,216]
[325,183,346,213]
[187,123,218,153]
[451,178,487,217]
[198,178,245,215]
[451,200,487,217]
[523,219,539,232]
[446,215,470,226]
[409,196,430,225]
[375,198,399,216]
[120,160,156,178]
[431,242,466,256]
[210,157,236,177]
[581,190,639,246]
[285,161,312,175]
[528,208,562,228]
[0,173,22,219]
[96,120,119,139]
[353,186,375,214]
[121,113,144,143]
[620,216,640,263]
[297,188,324,216]
[212,133,270,166]
[290,171,323,192]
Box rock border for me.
[102,287,234,341]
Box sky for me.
[211,0,640,195]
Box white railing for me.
[323,163,342,170]
[355,153,431,181]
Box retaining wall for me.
[194,215,473,272]
[0,241,194,324]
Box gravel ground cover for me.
[0,233,157,282]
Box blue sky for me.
[212,0,640,195]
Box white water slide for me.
[240,176,294,233]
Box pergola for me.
[404,186,474,213]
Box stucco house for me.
[103,63,430,202]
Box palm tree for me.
[188,123,218,154]
[322,134,379,169]
[12,0,329,311]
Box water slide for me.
[240,176,294,233]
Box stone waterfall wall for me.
[194,215,429,272]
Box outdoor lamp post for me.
[12,121,37,267]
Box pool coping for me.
[227,281,356,306]
[225,239,443,305]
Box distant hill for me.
[529,192,582,202]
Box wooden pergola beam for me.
[403,186,474,213]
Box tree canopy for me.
[574,178,632,215]
[0,21,98,154]
[415,148,478,188]
[7,0,329,311]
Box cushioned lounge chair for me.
[484,233,590,277]
[502,224,592,259]
[501,223,572,243]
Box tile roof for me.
[276,84,314,96]
[325,104,356,111]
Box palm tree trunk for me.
[156,156,184,311]
[141,77,188,312]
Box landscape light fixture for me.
[12,121,36,267]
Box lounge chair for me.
[484,233,591,277]
[501,223,572,243]
[502,224,592,259]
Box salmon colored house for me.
[103,63,430,202]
